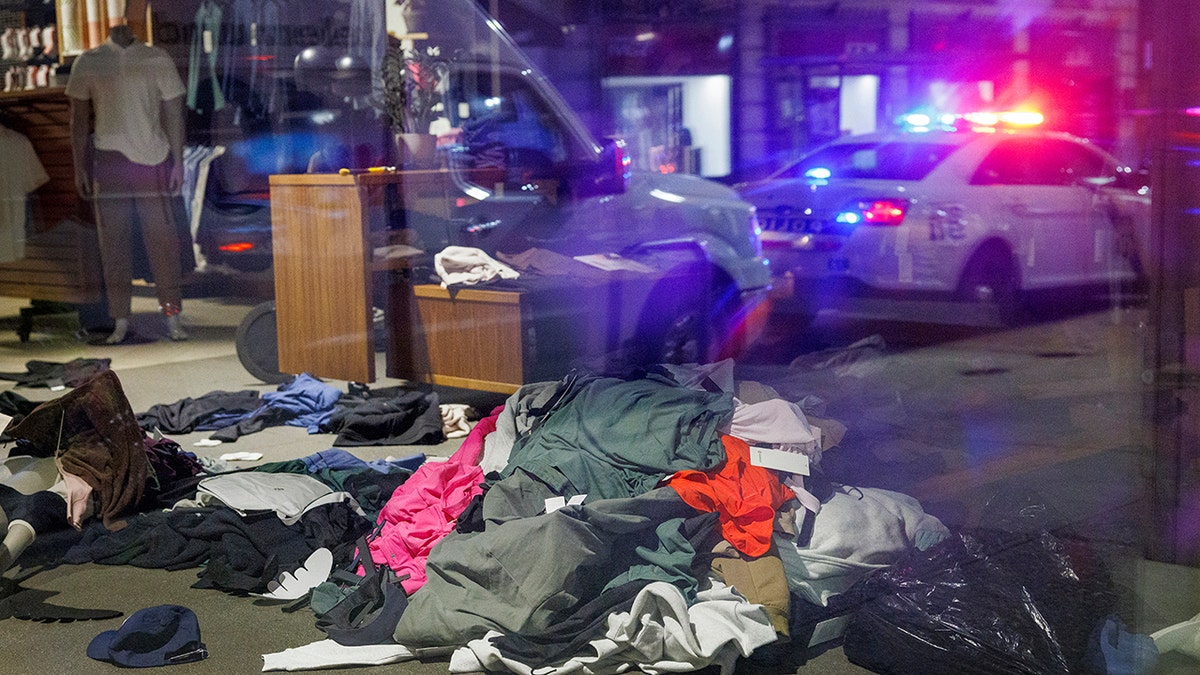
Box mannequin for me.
[66,17,189,343]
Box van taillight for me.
[219,242,255,252]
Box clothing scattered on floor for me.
[0,389,39,435]
[367,407,497,594]
[2,362,993,673]
[136,377,454,447]
[209,373,341,442]
[321,389,444,446]
[136,389,264,435]
[7,370,149,530]
[0,358,111,389]
[86,604,208,667]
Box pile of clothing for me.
[1,363,952,674]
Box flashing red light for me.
[862,199,907,226]
[218,242,255,253]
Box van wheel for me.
[633,265,731,366]
[957,248,1022,325]
[655,303,709,365]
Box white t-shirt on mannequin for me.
[65,36,185,166]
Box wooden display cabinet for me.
[268,170,449,383]
[390,283,606,394]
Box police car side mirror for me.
[1111,167,1151,192]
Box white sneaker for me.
[167,314,189,341]
[105,318,129,345]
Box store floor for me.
[0,282,1197,674]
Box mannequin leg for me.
[133,163,187,342]
[92,152,137,341]
[166,313,188,341]
[0,519,35,573]
[104,317,129,344]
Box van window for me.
[444,70,570,193]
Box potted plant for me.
[382,43,451,166]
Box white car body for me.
[739,129,1149,317]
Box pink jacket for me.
[367,406,501,593]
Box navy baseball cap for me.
[87,605,208,667]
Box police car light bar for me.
[901,110,1044,131]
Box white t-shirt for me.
[65,37,186,166]
[0,124,49,263]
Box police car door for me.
[969,137,1094,289]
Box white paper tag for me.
[748,445,811,475]
[544,494,586,513]
[203,30,213,54]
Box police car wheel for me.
[958,249,1022,325]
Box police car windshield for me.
[777,141,959,181]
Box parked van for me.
[160,0,770,366]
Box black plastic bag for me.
[840,525,1116,674]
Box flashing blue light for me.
[804,167,832,180]
[835,211,861,224]
[903,113,931,127]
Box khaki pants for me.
[91,149,182,319]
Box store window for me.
[0,2,1197,675]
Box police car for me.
[739,116,1149,324]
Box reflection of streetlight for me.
[635,32,657,42]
